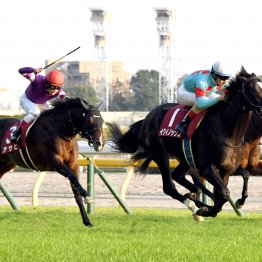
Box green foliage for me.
[0,207,261,262]
[64,84,99,105]
[129,70,159,111]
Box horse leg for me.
[189,169,214,201]
[171,163,200,199]
[196,165,230,217]
[171,163,212,209]
[155,158,201,218]
[234,167,249,208]
[70,182,93,227]
[54,163,92,226]
[0,159,17,178]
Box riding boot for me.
[174,114,192,135]
[10,120,26,143]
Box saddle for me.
[158,105,207,139]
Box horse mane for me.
[225,66,256,100]
[40,97,92,116]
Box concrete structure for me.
[44,60,131,93]
[90,8,110,111]
[155,8,176,103]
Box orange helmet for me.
[46,70,64,87]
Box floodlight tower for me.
[90,8,109,111]
[155,8,176,104]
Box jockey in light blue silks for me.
[174,61,233,135]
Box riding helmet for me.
[46,70,64,87]
[211,61,232,78]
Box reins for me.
[217,108,245,148]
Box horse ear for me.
[80,98,89,110]
[97,101,103,109]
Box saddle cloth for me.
[1,120,36,155]
[158,105,207,139]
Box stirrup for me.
[10,133,21,143]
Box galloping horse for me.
[0,97,104,226]
[108,67,262,219]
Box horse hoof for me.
[84,197,94,204]
[193,214,204,222]
[235,200,243,209]
[84,222,94,227]
[184,193,197,200]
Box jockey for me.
[174,60,232,135]
[10,67,68,143]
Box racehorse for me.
[107,67,262,219]
[0,97,104,226]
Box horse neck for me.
[244,115,262,142]
[52,108,82,137]
[219,104,253,145]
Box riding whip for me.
[43,46,80,69]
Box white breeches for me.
[20,93,51,123]
[177,84,196,106]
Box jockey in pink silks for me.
[10,67,67,143]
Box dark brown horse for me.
[188,111,262,207]
[234,112,262,208]
[0,97,104,226]
[108,67,262,219]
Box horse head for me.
[225,66,262,114]
[79,99,105,152]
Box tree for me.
[64,84,99,105]
[110,79,131,111]
[129,70,159,111]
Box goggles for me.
[216,74,230,81]
[45,82,61,91]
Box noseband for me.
[65,109,103,146]
[79,110,103,147]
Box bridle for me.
[218,76,262,148]
[224,77,262,114]
[78,109,103,147]
[62,108,103,146]
[240,77,262,114]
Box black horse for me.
[0,97,104,226]
[108,67,262,219]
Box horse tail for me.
[131,149,152,174]
[107,120,143,153]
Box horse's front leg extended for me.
[196,165,230,217]
[54,163,92,226]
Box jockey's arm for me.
[18,67,42,82]
[195,87,221,109]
